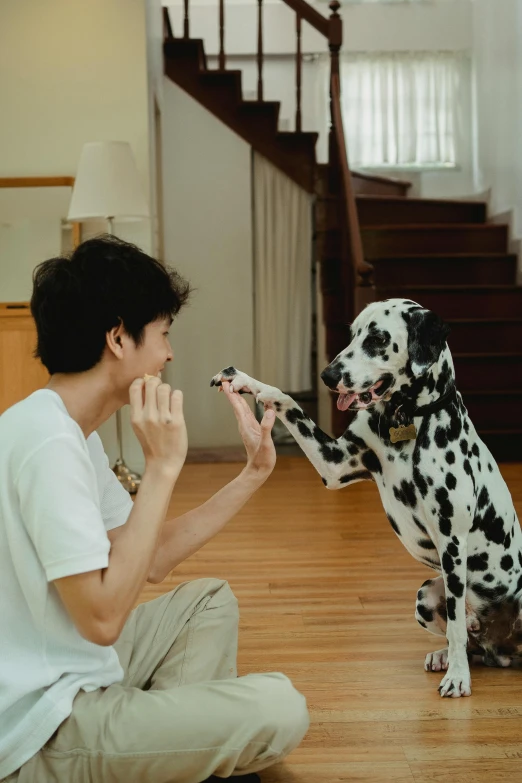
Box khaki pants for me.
[6,579,309,783]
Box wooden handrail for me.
[330,72,373,285]
[280,0,329,38]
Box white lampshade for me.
[67,141,150,222]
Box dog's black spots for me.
[321,477,327,486]
[472,582,508,601]
[413,467,429,499]
[418,428,430,451]
[347,443,359,456]
[517,574,522,594]
[385,309,390,315]
[477,487,490,510]
[446,472,457,491]
[427,476,434,486]
[383,355,389,362]
[439,517,452,536]
[362,328,391,359]
[463,458,475,492]
[472,443,480,457]
[464,420,470,434]
[362,378,373,389]
[468,552,489,571]
[399,367,406,375]
[274,401,282,412]
[447,541,459,558]
[484,573,494,583]
[446,596,457,621]
[297,422,313,439]
[222,366,236,377]
[347,352,354,359]
[387,454,395,463]
[442,551,454,574]
[286,408,308,425]
[505,532,511,549]
[342,371,354,389]
[362,449,382,474]
[501,555,514,572]
[477,461,482,472]
[417,619,428,629]
[339,470,372,484]
[349,458,358,468]
[357,328,362,336]
[413,515,427,534]
[387,514,401,536]
[445,451,455,465]
[393,480,417,509]
[434,426,448,450]
[313,427,333,446]
[488,463,493,473]
[417,604,434,623]
[320,444,345,464]
[435,486,454,519]
[460,439,468,456]
[418,538,437,550]
[456,558,462,565]
[343,430,368,450]
[392,342,399,353]
[447,572,465,598]
[518,551,522,569]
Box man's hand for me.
[221,381,276,479]
[129,376,188,476]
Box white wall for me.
[0,0,153,472]
[472,0,522,260]
[161,80,254,448]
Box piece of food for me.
[143,374,156,381]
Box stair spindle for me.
[257,0,264,100]
[295,13,302,132]
[184,0,190,38]
[219,0,226,69]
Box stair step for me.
[362,224,509,256]
[461,391,522,431]
[372,254,517,286]
[453,354,522,390]
[448,319,522,353]
[198,69,243,104]
[315,165,410,198]
[376,286,522,318]
[276,131,318,156]
[357,196,487,226]
[163,37,207,69]
[237,101,280,134]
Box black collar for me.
[394,385,458,426]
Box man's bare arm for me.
[147,466,268,583]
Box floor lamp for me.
[67,141,150,493]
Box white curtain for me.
[252,153,313,393]
[340,52,468,167]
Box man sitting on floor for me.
[0,235,309,783]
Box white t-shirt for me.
[0,389,134,778]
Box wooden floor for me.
[140,457,522,783]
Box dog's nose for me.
[321,367,341,389]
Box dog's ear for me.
[406,309,450,377]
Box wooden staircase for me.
[356,197,521,460]
[162,5,522,462]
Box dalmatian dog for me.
[211,298,522,698]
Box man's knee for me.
[250,673,310,752]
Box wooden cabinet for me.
[0,302,49,415]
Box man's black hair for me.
[31,235,191,375]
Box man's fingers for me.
[129,378,145,413]
[260,408,276,434]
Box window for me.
[340,52,469,168]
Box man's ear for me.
[407,309,450,377]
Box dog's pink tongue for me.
[337,392,358,411]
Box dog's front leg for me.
[438,534,471,698]
[210,367,374,489]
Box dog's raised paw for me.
[210,366,237,388]
[438,666,472,698]
[425,648,449,672]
